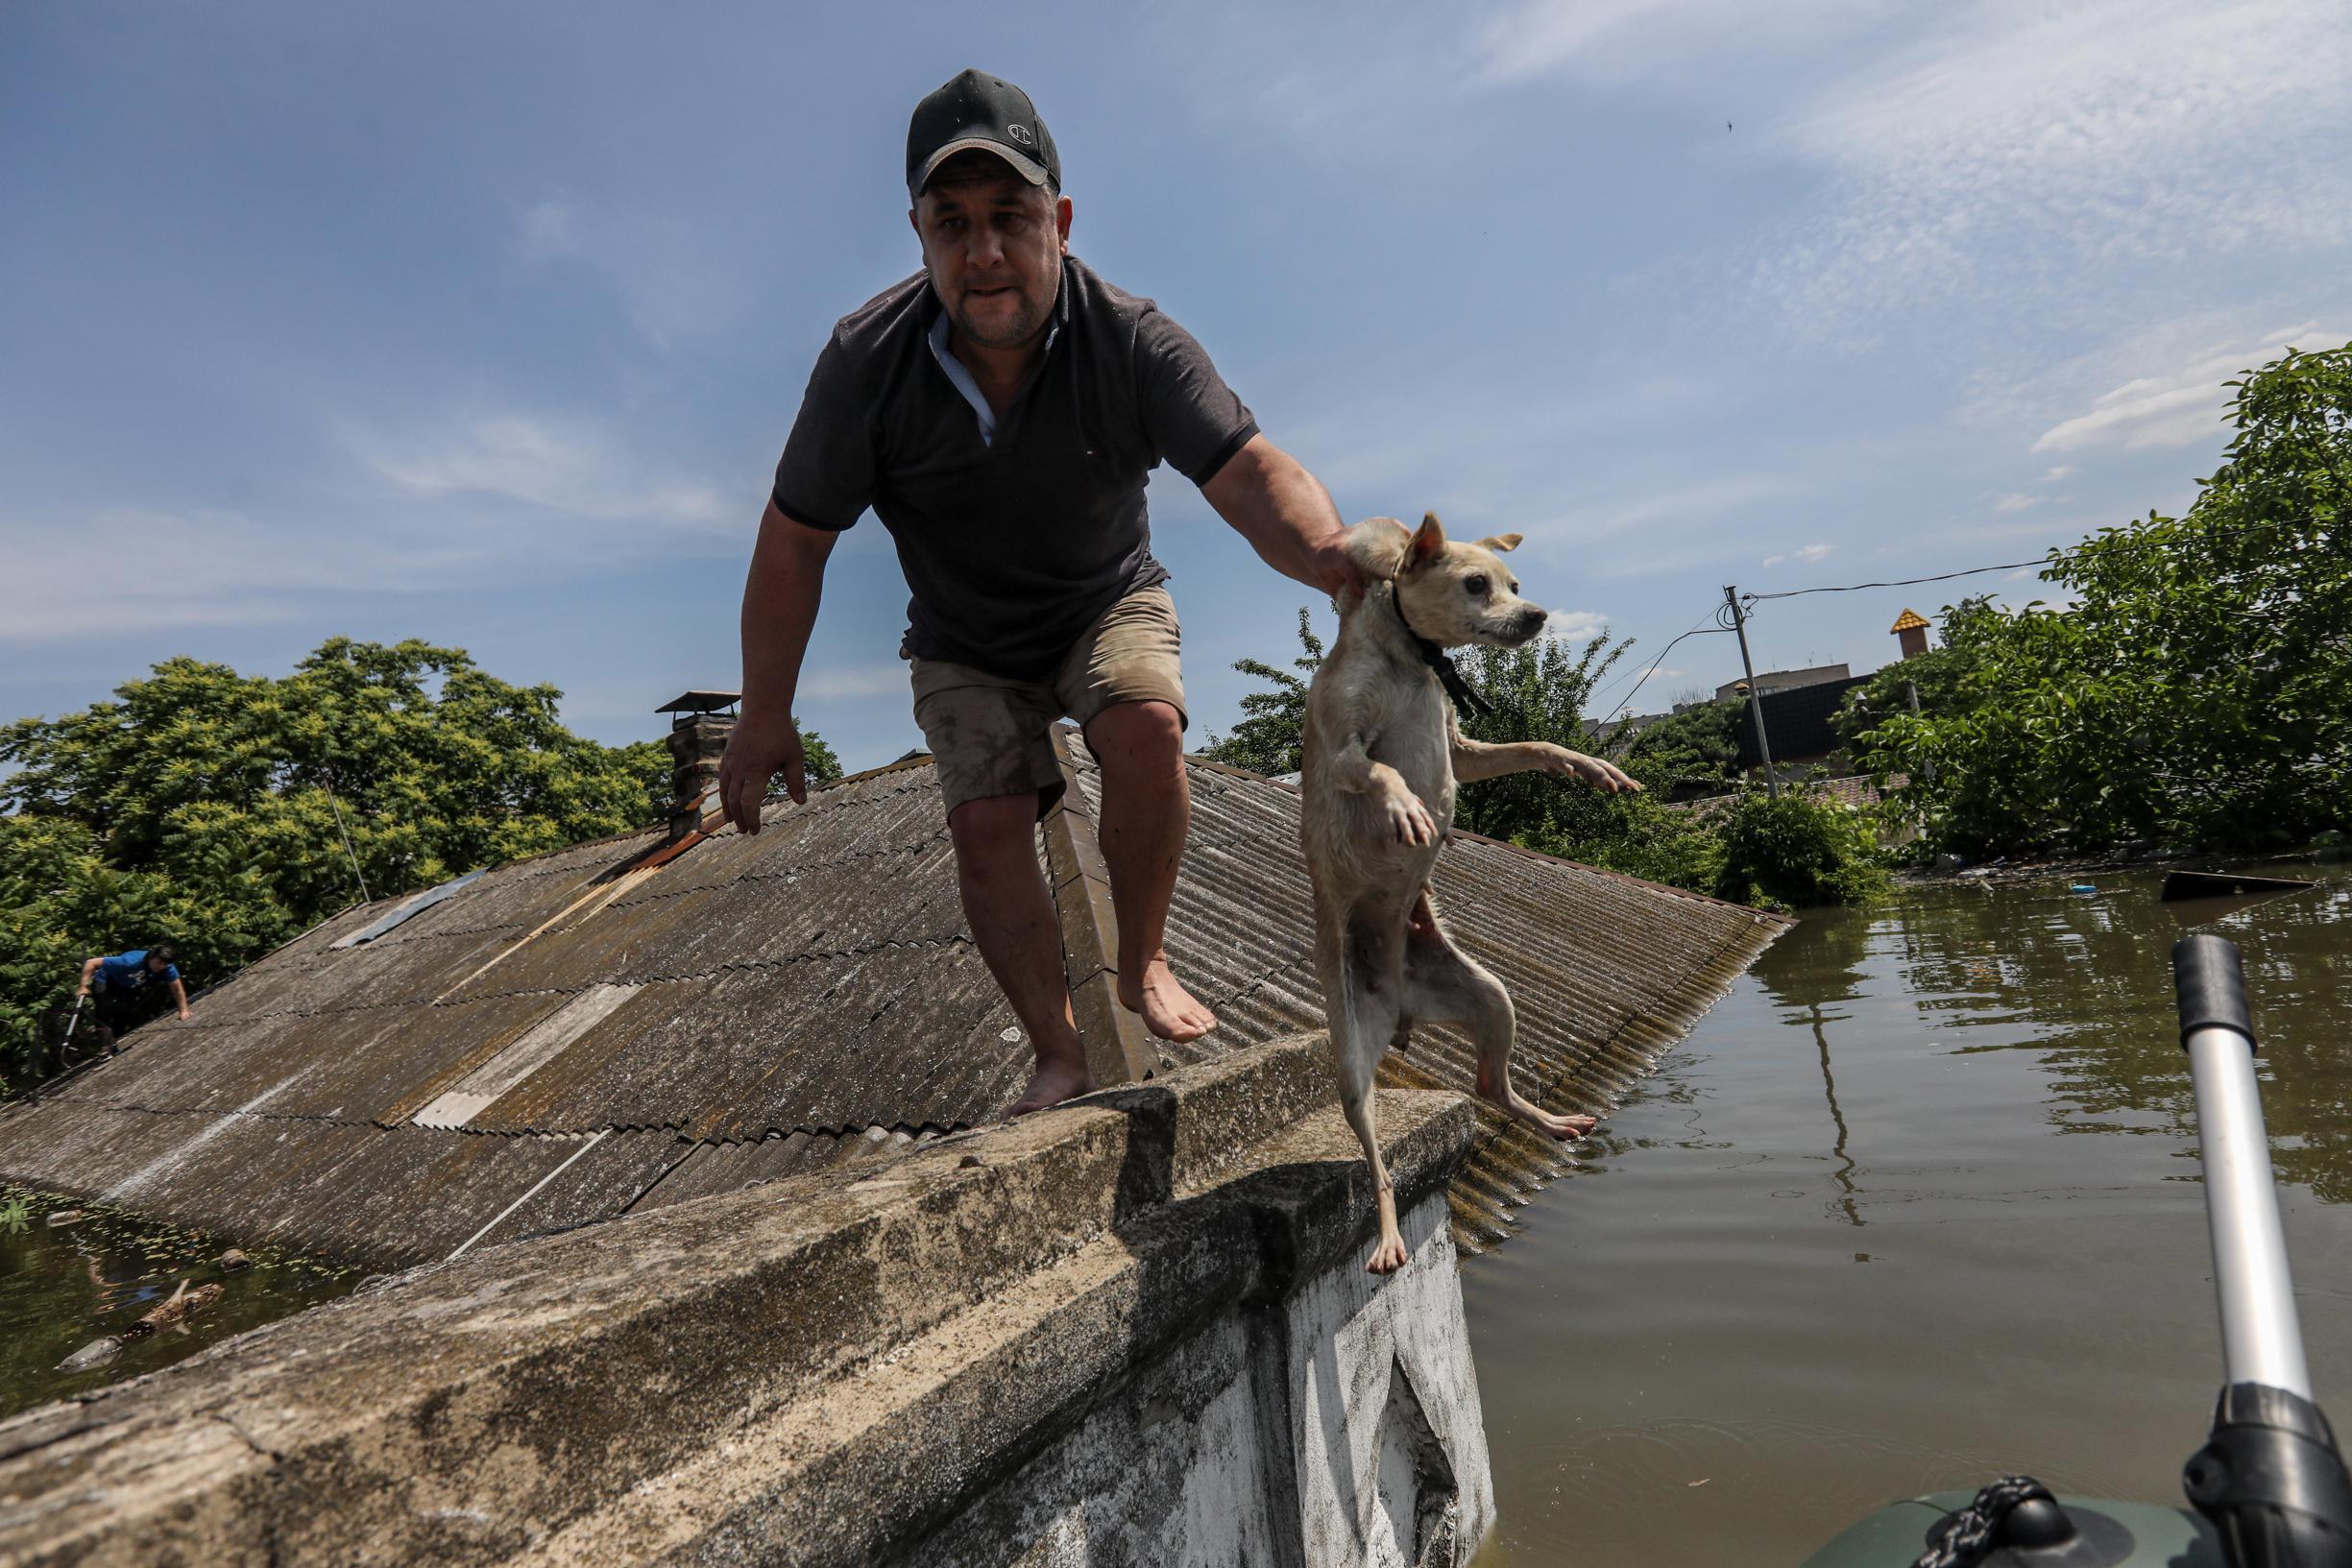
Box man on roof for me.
[75,945,191,1053]
[718,68,1358,1116]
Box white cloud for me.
[1746,0,2352,337]
[1544,609,1610,644]
[357,412,734,529]
[2041,466,2074,482]
[508,195,745,349]
[1993,493,2041,513]
[2030,322,2346,453]
[0,507,484,642]
[516,198,577,262]
[1762,542,1833,567]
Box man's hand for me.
[75,983,90,999]
[1303,529,1367,604]
[717,708,809,834]
[177,1008,192,1023]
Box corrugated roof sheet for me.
[0,733,1783,1265]
[1068,747,1791,1244]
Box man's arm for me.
[76,956,101,997]
[1200,435,1362,600]
[169,977,190,1021]
[715,501,840,834]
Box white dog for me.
[1300,513,1640,1273]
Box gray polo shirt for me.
[771,255,1258,681]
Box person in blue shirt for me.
[74,946,190,1052]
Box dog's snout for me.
[1515,606,1547,639]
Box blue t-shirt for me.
[97,951,178,991]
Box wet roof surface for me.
[0,739,1784,1266]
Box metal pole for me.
[1725,586,1780,799]
[1906,680,1934,786]
[324,775,372,904]
[2175,934,2311,1397]
[2188,1023,2312,1396]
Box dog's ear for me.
[1474,533,1523,553]
[1406,512,1447,572]
[1343,518,1412,583]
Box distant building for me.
[1719,663,1868,774]
[1712,663,1850,704]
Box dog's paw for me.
[1551,748,1641,794]
[1383,792,1438,846]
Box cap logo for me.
[1006,123,1035,146]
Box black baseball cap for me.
[907,69,1061,201]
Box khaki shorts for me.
[912,585,1187,816]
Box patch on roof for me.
[330,869,488,948]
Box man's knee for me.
[948,792,1044,883]
[1084,699,1185,775]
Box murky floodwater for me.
[0,1189,360,1420]
[1467,858,2352,1567]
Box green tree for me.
[1858,342,2351,856]
[0,639,837,1089]
[1618,697,1744,789]
[1709,784,1890,909]
[1831,615,1981,749]
[1199,608,1325,776]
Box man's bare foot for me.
[1008,1056,1095,1117]
[1118,954,1218,1043]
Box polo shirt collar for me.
[924,262,1069,446]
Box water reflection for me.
[0,1191,359,1419]
[1466,859,2352,1568]
[1872,866,2351,1200]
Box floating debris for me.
[57,1336,122,1373]
[44,1210,84,1228]
[2161,869,2316,903]
[217,1248,253,1273]
[2071,883,2097,895]
[55,1279,227,1373]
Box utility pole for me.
[1906,679,1935,786]
[1725,585,1780,800]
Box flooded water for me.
[0,1189,360,1420]
[1467,858,2352,1567]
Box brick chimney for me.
[1889,608,1930,661]
[657,690,740,842]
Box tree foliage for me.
[0,638,837,1089]
[1857,343,2352,857]
[1831,630,1976,748]
[1198,609,1324,776]
[1617,697,1745,791]
[1710,784,1891,909]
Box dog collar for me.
[1389,589,1496,721]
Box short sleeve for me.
[770,333,877,531]
[1133,308,1259,487]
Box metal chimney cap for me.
[656,690,742,715]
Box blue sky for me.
[6,1,2347,771]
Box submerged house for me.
[0,719,1789,1567]
[0,723,1784,1268]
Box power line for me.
[1590,608,1736,740]
[1744,509,2319,606]
[1743,554,2054,603]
